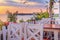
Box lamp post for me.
[49,0,55,28]
[45,0,55,28]
[59,0,60,17]
[33,13,36,24]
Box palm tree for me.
[49,0,54,17]
[7,11,17,22]
[49,0,55,27]
[59,0,60,15]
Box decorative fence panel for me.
[0,22,43,40]
[24,24,43,40]
[0,26,7,40]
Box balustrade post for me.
[0,31,2,40]
[2,26,7,40]
[24,22,28,40]
[40,24,43,40]
[54,31,58,40]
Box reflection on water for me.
[0,14,8,22]
[0,14,33,22]
[16,15,33,22]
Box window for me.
[43,31,54,40]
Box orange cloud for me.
[0,0,6,3]
[0,6,46,14]
[24,2,40,5]
[12,0,27,3]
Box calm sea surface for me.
[0,14,7,22]
[0,14,33,22]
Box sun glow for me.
[0,6,46,14]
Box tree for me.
[35,13,43,20]
[43,12,49,18]
[49,0,54,17]
[19,19,24,23]
[49,0,55,27]
[0,20,4,30]
[35,12,49,20]
[7,11,17,22]
[26,19,31,22]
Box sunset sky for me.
[0,0,58,14]
[0,0,50,14]
[0,0,59,22]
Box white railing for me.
[0,26,7,40]
[0,31,2,40]
[0,22,43,40]
[24,23,43,40]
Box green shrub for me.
[0,20,4,30]
[35,12,49,20]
